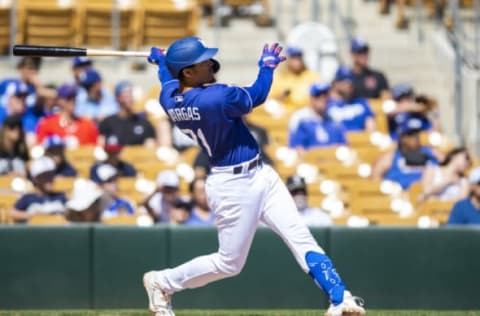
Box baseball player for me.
[144,37,365,316]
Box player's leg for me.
[258,165,364,315]
[144,171,264,312]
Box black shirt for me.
[99,113,156,146]
[352,67,389,99]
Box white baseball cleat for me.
[324,291,366,316]
[143,271,175,316]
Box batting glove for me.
[147,47,166,66]
[258,43,286,69]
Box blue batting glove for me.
[147,47,166,66]
[258,43,286,69]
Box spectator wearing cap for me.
[65,179,103,223]
[169,197,193,225]
[141,170,180,223]
[71,56,93,85]
[387,83,439,140]
[0,114,29,176]
[421,147,470,202]
[372,117,439,190]
[349,38,390,99]
[36,84,99,146]
[184,177,214,226]
[286,175,332,227]
[75,68,119,121]
[447,167,480,225]
[288,83,347,151]
[326,65,376,132]
[10,156,67,223]
[43,135,77,177]
[89,137,136,183]
[268,46,321,109]
[91,163,135,220]
[98,81,156,147]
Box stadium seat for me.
[102,215,138,225]
[53,177,77,195]
[350,195,394,216]
[366,213,419,226]
[0,5,11,54]
[418,200,455,224]
[0,193,20,224]
[29,214,68,225]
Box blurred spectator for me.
[93,163,135,220]
[90,137,136,182]
[42,135,77,177]
[268,46,320,109]
[36,84,99,146]
[372,117,439,190]
[75,68,119,121]
[421,147,470,202]
[350,38,390,99]
[387,83,440,140]
[141,170,180,223]
[286,175,332,227]
[0,57,55,109]
[289,83,347,151]
[185,177,214,226]
[10,156,66,223]
[327,66,376,132]
[99,81,156,146]
[447,167,480,225]
[169,197,193,225]
[71,57,93,85]
[65,180,103,223]
[0,114,29,176]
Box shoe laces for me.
[352,295,365,307]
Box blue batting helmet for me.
[165,37,220,78]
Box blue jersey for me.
[102,197,135,219]
[447,198,480,225]
[14,192,67,223]
[159,67,274,166]
[0,79,36,109]
[184,207,215,226]
[326,97,374,132]
[384,147,438,190]
[288,108,347,149]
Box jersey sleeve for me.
[289,122,306,148]
[447,201,464,225]
[362,99,375,118]
[222,86,254,118]
[14,195,30,211]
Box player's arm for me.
[147,47,176,86]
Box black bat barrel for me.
[12,45,87,57]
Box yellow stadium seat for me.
[0,6,11,54]
[29,214,68,225]
[418,200,455,224]
[102,215,138,225]
[366,213,419,226]
[0,193,20,224]
[53,177,77,195]
[66,146,96,166]
[351,195,393,216]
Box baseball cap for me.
[156,170,180,188]
[334,66,354,82]
[391,83,414,101]
[95,164,118,183]
[30,156,56,178]
[397,117,423,136]
[66,180,103,211]
[104,136,123,152]
[286,175,307,193]
[78,68,102,88]
[172,197,193,210]
[57,84,78,99]
[43,135,66,149]
[286,46,303,57]
[72,56,92,68]
[3,114,23,129]
[469,167,480,184]
[310,83,330,97]
[12,81,29,97]
[350,38,369,53]
[115,80,132,97]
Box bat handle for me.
[86,49,150,57]
[13,45,86,57]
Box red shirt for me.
[36,114,99,146]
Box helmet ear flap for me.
[211,59,220,74]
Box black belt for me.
[233,157,262,174]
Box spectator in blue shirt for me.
[43,135,77,177]
[75,68,119,122]
[71,56,93,85]
[447,167,480,225]
[185,177,214,226]
[10,156,67,223]
[89,136,136,182]
[92,163,135,219]
[289,83,347,151]
[326,65,376,132]
[372,117,439,190]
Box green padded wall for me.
[92,225,169,308]
[329,227,480,309]
[0,225,91,309]
[169,226,330,309]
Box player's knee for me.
[216,254,245,277]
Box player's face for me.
[187,60,216,85]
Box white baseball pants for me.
[155,163,326,294]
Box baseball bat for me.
[12,45,150,57]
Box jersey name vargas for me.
[168,107,201,122]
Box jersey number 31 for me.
[181,128,212,157]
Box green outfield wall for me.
[0,226,479,310]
